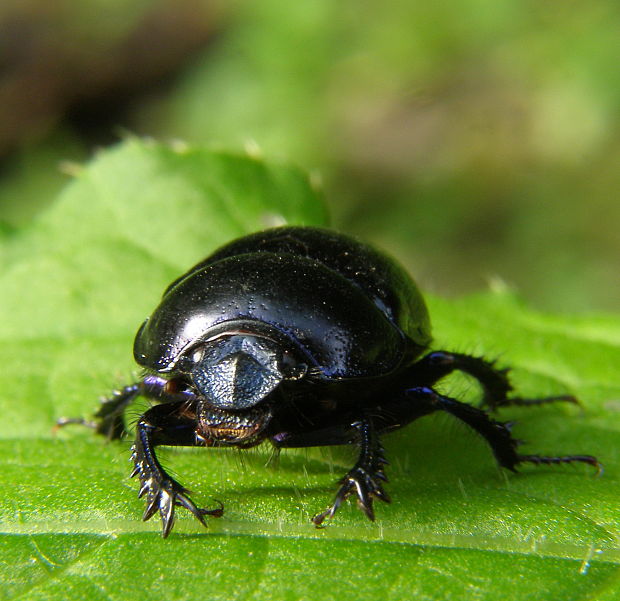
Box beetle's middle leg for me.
[55,383,141,440]
[272,416,391,526]
[56,375,197,440]
[408,351,578,410]
[132,400,223,537]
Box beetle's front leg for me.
[131,400,223,537]
[273,417,390,526]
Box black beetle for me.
[63,226,599,536]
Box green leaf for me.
[1,138,619,600]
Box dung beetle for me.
[62,226,599,537]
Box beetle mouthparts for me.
[197,403,272,445]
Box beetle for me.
[62,225,599,537]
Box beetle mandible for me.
[62,226,599,536]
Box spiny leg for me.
[410,351,578,410]
[56,383,141,439]
[517,453,602,473]
[406,386,600,472]
[132,400,223,537]
[272,417,390,527]
[56,375,198,440]
[313,419,390,526]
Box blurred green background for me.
[1,0,618,312]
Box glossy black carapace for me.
[64,226,599,536]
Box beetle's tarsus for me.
[53,417,99,431]
[136,473,222,538]
[499,394,581,409]
[312,418,391,527]
[134,467,208,537]
[197,499,225,518]
[312,465,391,527]
[312,504,339,528]
[517,453,602,474]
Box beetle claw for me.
[313,465,390,528]
[312,501,340,528]
[131,457,217,537]
[197,499,225,518]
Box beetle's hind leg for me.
[406,386,600,473]
[132,401,223,537]
[272,417,390,527]
[410,351,578,411]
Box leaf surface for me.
[1,139,618,601]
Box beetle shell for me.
[134,226,432,379]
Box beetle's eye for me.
[173,348,202,373]
[281,352,307,380]
[191,347,205,364]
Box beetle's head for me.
[186,334,304,411]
